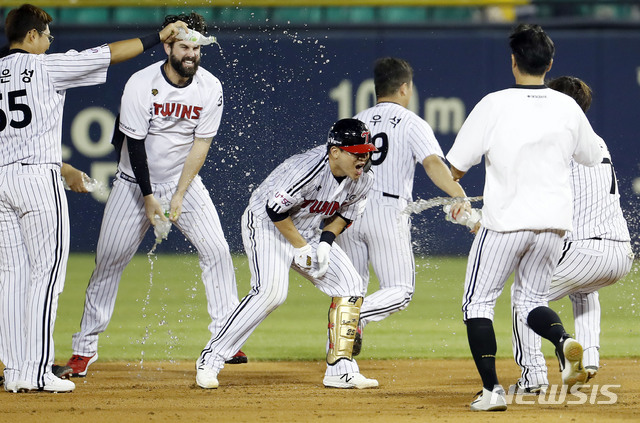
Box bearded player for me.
[67,12,245,377]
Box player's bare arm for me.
[447,164,469,219]
[273,217,308,249]
[423,155,467,198]
[108,21,188,64]
[169,137,213,222]
[322,214,349,237]
[61,163,88,193]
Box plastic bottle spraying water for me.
[443,205,482,230]
[62,173,101,192]
[176,27,218,46]
[153,199,172,244]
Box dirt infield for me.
[2,358,638,422]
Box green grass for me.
[55,253,640,363]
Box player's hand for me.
[169,193,184,222]
[312,241,331,278]
[293,244,313,270]
[159,21,189,43]
[61,163,88,193]
[143,195,166,226]
[448,199,471,221]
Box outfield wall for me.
[3,26,639,255]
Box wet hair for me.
[373,57,413,98]
[546,76,592,113]
[5,4,52,44]
[162,12,206,34]
[509,24,555,76]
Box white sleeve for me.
[572,111,604,167]
[118,73,151,140]
[446,98,490,172]
[45,45,111,91]
[195,77,223,139]
[409,118,444,163]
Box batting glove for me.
[293,244,313,270]
[313,241,332,278]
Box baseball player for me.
[446,24,603,411]
[66,12,247,377]
[196,118,379,390]
[0,4,186,393]
[336,57,467,356]
[511,76,634,393]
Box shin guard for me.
[327,296,363,365]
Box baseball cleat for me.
[16,373,75,393]
[225,350,248,365]
[470,385,507,411]
[510,380,548,395]
[585,365,598,381]
[556,336,587,388]
[195,360,219,389]
[53,364,73,379]
[67,353,98,377]
[323,373,378,389]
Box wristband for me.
[140,33,161,51]
[320,231,336,245]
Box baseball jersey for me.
[247,145,374,234]
[354,102,443,201]
[118,60,223,183]
[567,137,630,242]
[0,45,111,166]
[447,86,603,232]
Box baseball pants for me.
[512,238,634,387]
[71,173,238,356]
[462,227,564,322]
[337,193,415,328]
[0,164,69,388]
[199,210,364,377]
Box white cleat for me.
[556,337,588,388]
[16,373,75,393]
[196,360,219,389]
[323,373,378,389]
[4,381,18,393]
[470,384,507,411]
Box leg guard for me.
[327,296,363,365]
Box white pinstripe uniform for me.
[71,61,239,356]
[0,45,111,388]
[512,136,633,388]
[446,86,602,331]
[337,102,443,328]
[199,145,373,377]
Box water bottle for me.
[176,27,218,46]
[153,199,172,244]
[443,205,482,230]
[62,173,101,192]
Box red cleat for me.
[66,354,98,377]
[225,350,248,364]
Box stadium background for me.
[1,1,639,256]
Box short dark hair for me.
[5,4,52,44]
[547,76,592,113]
[373,57,413,98]
[162,12,206,34]
[509,24,554,76]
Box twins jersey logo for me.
[300,199,341,216]
[153,102,202,120]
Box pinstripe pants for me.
[512,238,633,387]
[71,174,238,355]
[336,194,414,328]
[0,163,69,388]
[199,209,364,376]
[462,227,564,322]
